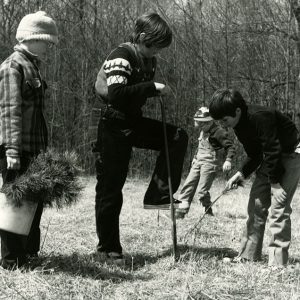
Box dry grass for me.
[1,176,300,299]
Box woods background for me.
[1,0,300,176]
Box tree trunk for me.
[291,0,300,129]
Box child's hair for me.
[209,88,247,120]
[131,12,172,49]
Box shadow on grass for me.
[176,244,238,260]
[31,253,153,282]
[129,244,239,270]
[224,212,247,219]
[288,256,300,264]
[129,251,172,270]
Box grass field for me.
[1,176,300,299]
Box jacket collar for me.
[207,122,218,135]
[13,44,41,66]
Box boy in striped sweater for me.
[93,12,188,264]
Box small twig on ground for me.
[182,183,243,243]
[157,210,160,226]
[198,291,217,300]
[3,277,30,300]
[40,217,52,252]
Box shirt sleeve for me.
[0,62,23,156]
[104,47,158,107]
[214,128,236,161]
[254,111,283,183]
[240,152,263,179]
[241,111,283,183]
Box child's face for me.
[24,40,54,61]
[136,33,164,58]
[138,44,161,58]
[218,108,241,128]
[195,120,213,132]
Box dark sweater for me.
[234,104,299,183]
[104,42,159,123]
[207,122,236,161]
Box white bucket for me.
[0,192,38,235]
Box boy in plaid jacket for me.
[0,11,58,269]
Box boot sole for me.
[143,204,180,210]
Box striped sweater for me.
[103,42,159,123]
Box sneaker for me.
[92,251,125,266]
[175,200,190,219]
[204,206,214,216]
[178,201,190,210]
[143,198,181,210]
[232,256,250,263]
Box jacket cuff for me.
[237,170,245,180]
[150,82,160,97]
[6,148,20,158]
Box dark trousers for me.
[95,117,188,253]
[0,155,43,266]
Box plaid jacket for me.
[0,45,48,157]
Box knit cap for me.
[194,107,213,122]
[16,11,58,45]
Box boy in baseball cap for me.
[176,107,236,219]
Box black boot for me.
[204,206,214,216]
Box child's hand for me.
[222,160,232,172]
[154,82,171,96]
[271,183,287,205]
[7,155,20,170]
[225,171,244,190]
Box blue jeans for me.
[95,117,188,253]
[239,152,300,266]
[179,159,217,208]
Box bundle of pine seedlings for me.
[1,149,83,209]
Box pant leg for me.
[0,154,42,266]
[197,162,217,207]
[131,118,188,202]
[239,174,271,261]
[268,152,300,266]
[95,120,131,253]
[24,200,43,255]
[0,168,25,264]
[178,160,201,207]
